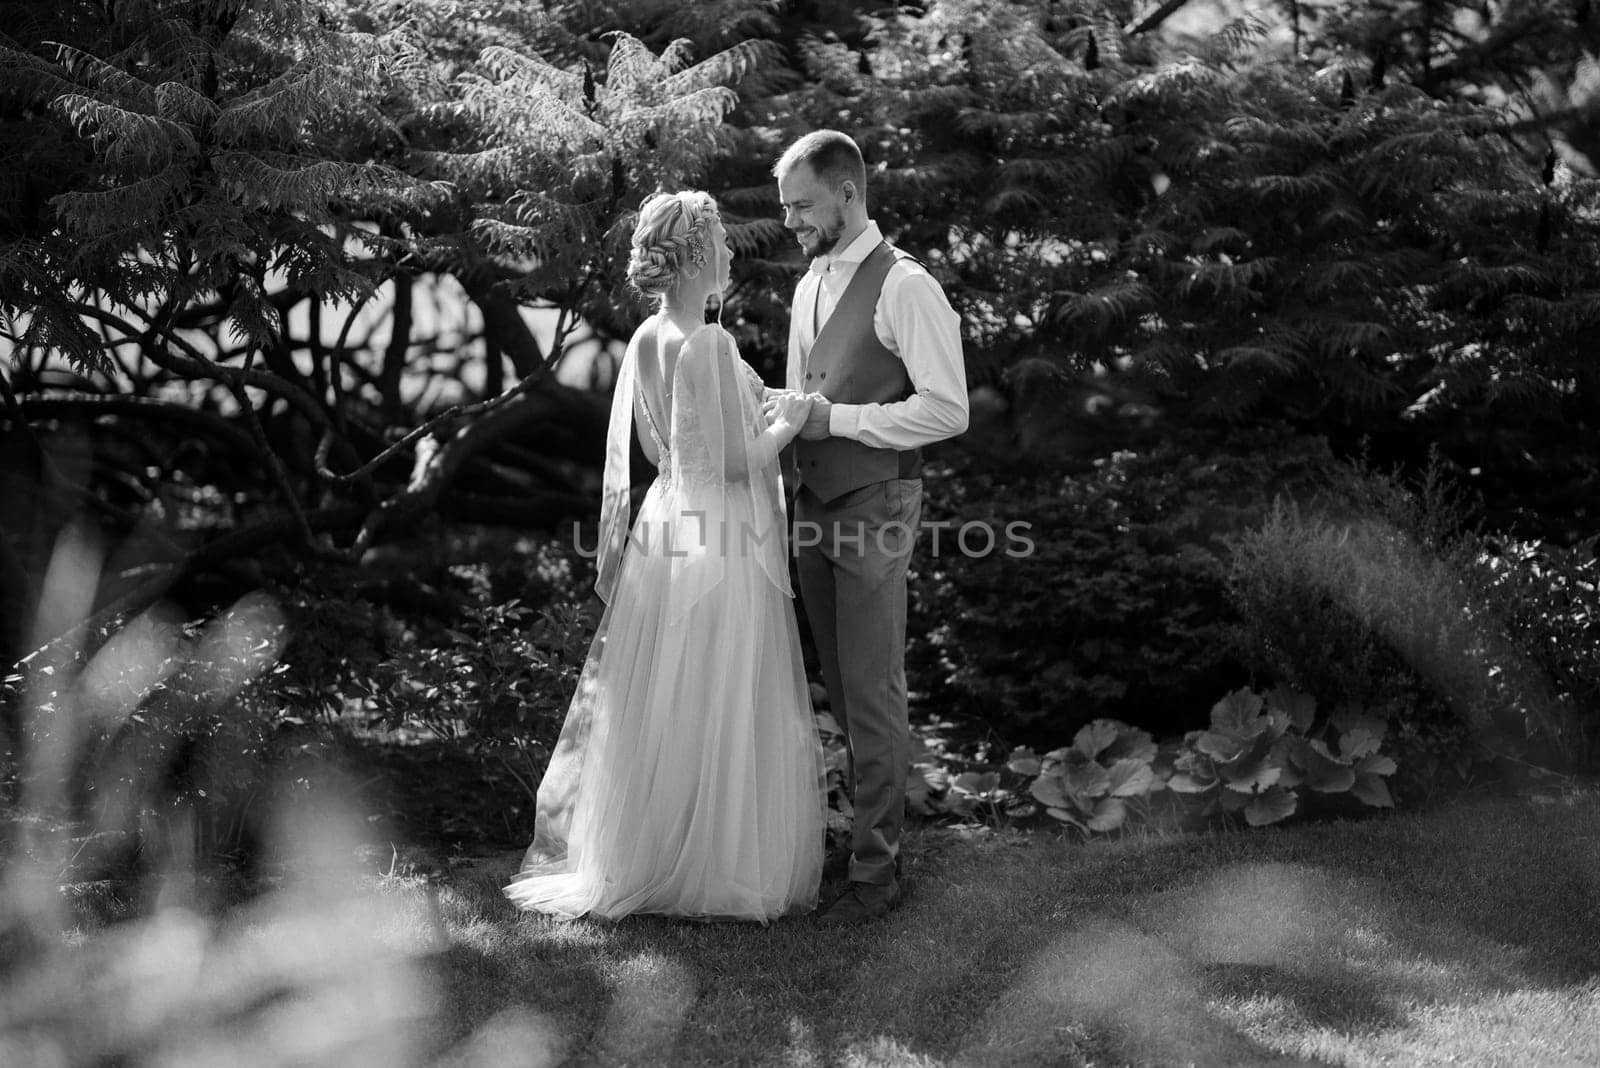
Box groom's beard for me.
[793,205,847,258]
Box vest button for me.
[805,372,812,381]
[819,372,826,379]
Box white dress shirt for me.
[785,222,969,450]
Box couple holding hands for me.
[504,129,969,926]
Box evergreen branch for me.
[1246,170,1343,202]
[51,162,190,232]
[983,187,1049,216]
[54,95,199,169]
[154,80,220,125]
[603,31,661,99]
[213,153,437,213]
[658,39,768,98]
[1192,227,1252,254]
[1113,59,1227,109]
[725,218,787,256]
[477,44,583,97]
[1215,345,1297,374]
[48,42,158,109]
[470,218,551,261]
[0,44,79,104]
[1302,260,1381,298]
[414,145,520,188]
[616,86,739,130]
[1306,320,1395,358]
[1225,115,1330,154]
[1055,281,1157,334]
[660,37,697,76]
[458,73,604,149]
[1209,15,1271,60]
[213,69,325,145]
[1179,258,1280,300]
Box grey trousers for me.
[796,477,924,886]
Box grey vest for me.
[794,242,923,503]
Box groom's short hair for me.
[774,130,867,196]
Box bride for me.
[504,191,826,921]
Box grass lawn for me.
[401,790,1600,1067]
[7,789,1600,1066]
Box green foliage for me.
[907,687,1398,837]
[1476,538,1600,762]
[6,0,1596,615]
[298,532,598,804]
[364,597,590,765]
[1,0,446,368]
[1226,499,1475,743]
[0,0,773,367]
[741,0,1595,430]
[0,2,775,596]
[4,590,301,861]
[1224,461,1588,778]
[1166,687,1398,827]
[908,426,1359,742]
[725,0,1600,546]
[1009,719,1161,835]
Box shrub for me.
[253,527,599,809]
[1007,720,1163,835]
[934,688,1401,838]
[362,596,595,805]
[1225,500,1477,769]
[909,426,1361,744]
[1225,462,1591,782]
[1164,688,1398,827]
[5,592,301,870]
[1476,537,1600,766]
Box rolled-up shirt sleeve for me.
[827,265,969,450]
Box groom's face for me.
[779,163,849,259]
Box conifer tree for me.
[738,0,1600,476]
[0,0,772,634]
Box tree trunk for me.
[380,275,414,424]
[475,286,547,378]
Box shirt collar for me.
[809,220,883,277]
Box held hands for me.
[761,390,815,442]
[762,390,831,441]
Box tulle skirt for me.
[504,479,826,922]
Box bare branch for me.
[1129,0,1196,36]
[13,394,259,458]
[66,300,336,436]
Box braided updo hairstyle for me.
[626,190,718,300]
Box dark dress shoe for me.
[817,880,900,925]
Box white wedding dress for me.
[504,321,825,921]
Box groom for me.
[767,130,968,925]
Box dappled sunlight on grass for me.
[783,1014,826,1068]
[1245,981,1600,1067]
[594,951,697,1065]
[432,1006,566,1068]
[837,1034,945,1067]
[7,516,1599,1066]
